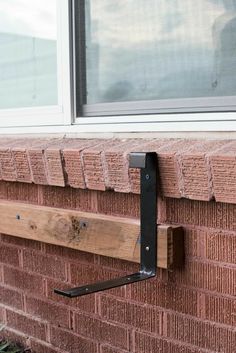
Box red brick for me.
[165,198,236,231]
[38,185,73,209]
[180,140,226,201]
[22,250,66,281]
[45,148,65,187]
[0,327,29,350]
[165,312,236,353]
[100,346,129,353]
[69,262,126,297]
[209,141,236,203]
[98,256,139,273]
[74,312,130,350]
[30,339,67,353]
[97,190,139,218]
[134,331,208,353]
[5,181,38,203]
[0,306,6,324]
[63,139,100,189]
[169,260,236,296]
[71,188,97,212]
[45,244,94,264]
[100,295,162,334]
[82,140,120,191]
[63,149,85,189]
[0,243,19,266]
[104,139,142,193]
[27,139,60,185]
[12,148,32,183]
[185,228,236,265]
[25,296,70,329]
[3,266,44,295]
[130,279,198,317]
[28,148,48,185]
[0,181,7,198]
[46,278,96,313]
[129,139,180,195]
[156,140,196,198]
[0,148,17,181]
[6,309,47,341]
[50,326,98,353]
[1,234,42,251]
[204,293,236,327]
[206,230,236,264]
[0,284,23,310]
[10,138,44,184]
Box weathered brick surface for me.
[165,198,236,231]
[133,331,207,353]
[165,312,236,353]
[100,346,129,353]
[73,312,130,350]
[0,284,23,310]
[0,137,235,203]
[184,228,236,264]
[63,139,100,189]
[22,250,67,281]
[3,266,45,295]
[4,182,38,203]
[104,139,143,193]
[0,243,20,267]
[82,139,120,191]
[97,190,139,218]
[180,140,228,201]
[25,296,71,329]
[50,326,98,353]
[6,309,47,341]
[100,295,162,334]
[204,293,236,326]
[0,136,236,353]
[130,280,199,317]
[169,260,236,296]
[0,327,29,350]
[210,141,236,203]
[30,339,68,353]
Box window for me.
[0,0,57,109]
[74,0,236,117]
[0,0,71,127]
[0,0,236,132]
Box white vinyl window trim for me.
[0,1,236,134]
[0,0,72,128]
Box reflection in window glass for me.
[85,0,236,104]
[0,0,57,109]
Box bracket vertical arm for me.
[54,152,158,298]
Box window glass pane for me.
[0,0,57,109]
[85,0,236,104]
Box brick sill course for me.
[0,137,235,204]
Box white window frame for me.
[0,0,72,128]
[73,0,236,133]
[0,0,236,134]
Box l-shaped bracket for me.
[54,152,158,298]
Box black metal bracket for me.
[54,152,158,298]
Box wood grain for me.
[0,200,184,269]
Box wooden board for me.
[0,200,184,269]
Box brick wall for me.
[0,138,235,353]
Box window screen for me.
[80,0,236,114]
